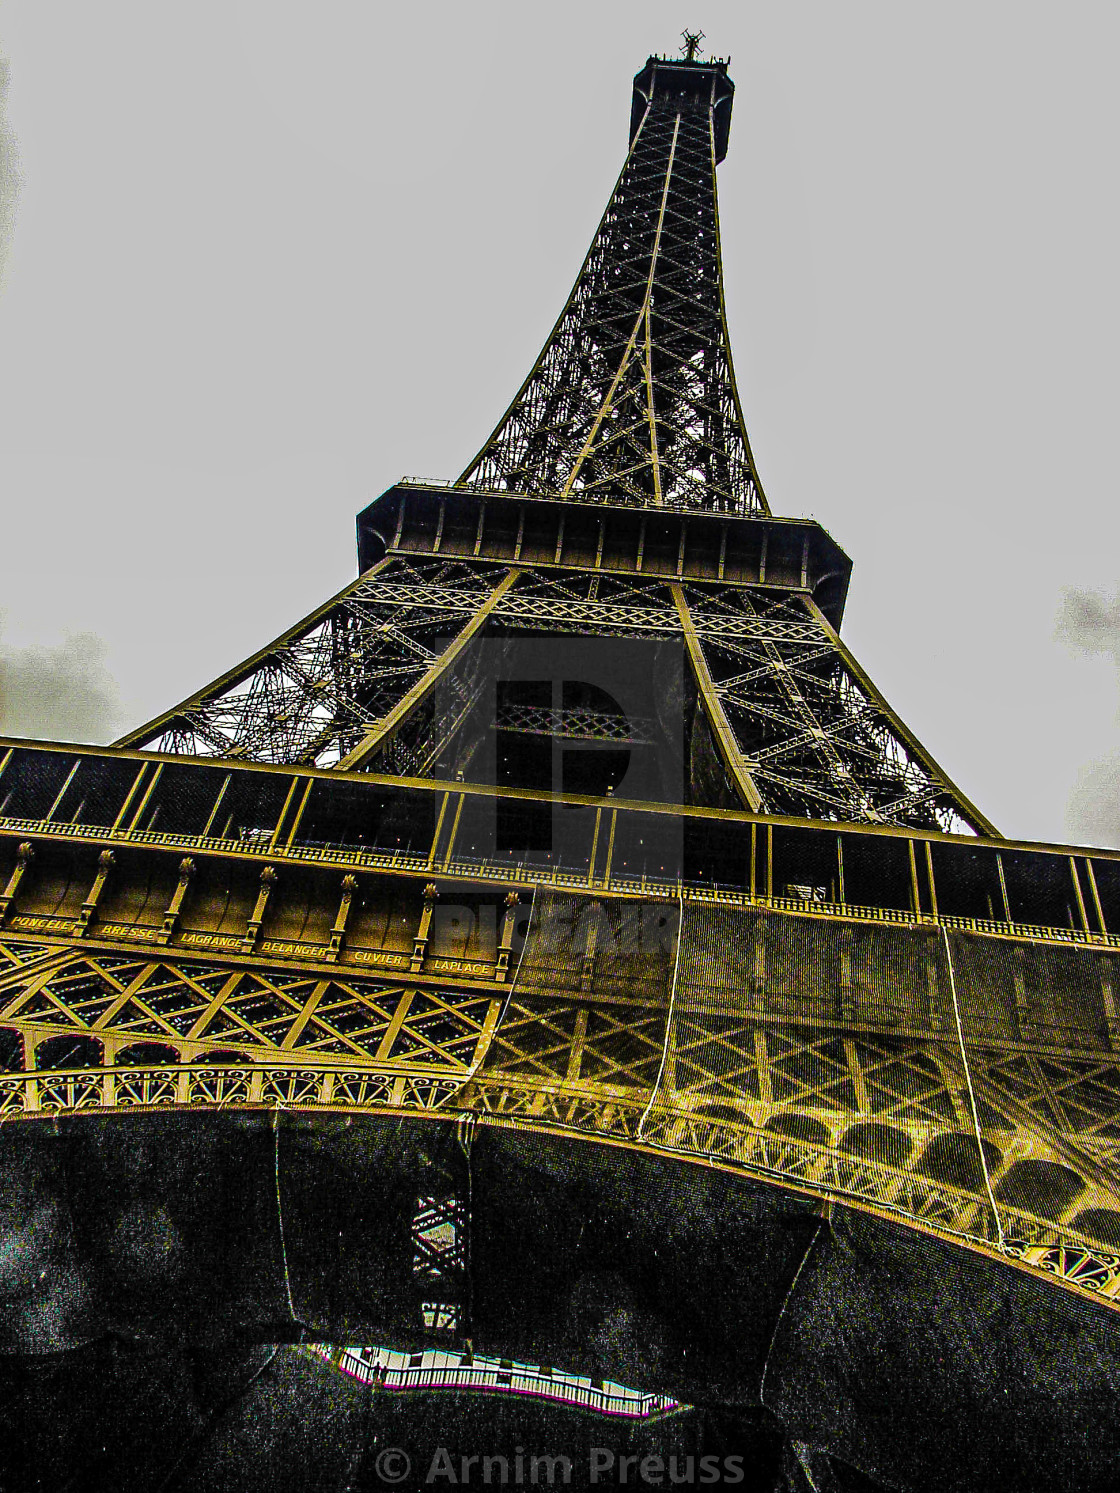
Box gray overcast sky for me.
[0,1,1118,848]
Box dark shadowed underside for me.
[2,1112,1120,1491]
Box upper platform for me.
[356,480,852,630]
[630,55,735,162]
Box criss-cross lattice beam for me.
[116,558,514,768]
[0,941,500,1070]
[493,703,655,744]
[673,582,994,835]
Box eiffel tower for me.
[2,44,1120,1493]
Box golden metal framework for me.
[114,556,991,835]
[2,910,1120,1314]
[1,56,1116,1465]
[2,740,1120,1318]
[110,54,990,837]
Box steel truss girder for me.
[118,561,990,834]
[493,703,655,744]
[2,910,1120,1316]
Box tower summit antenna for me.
[680,29,705,61]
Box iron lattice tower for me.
[117,56,990,839]
[2,49,1120,1493]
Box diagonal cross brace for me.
[336,569,521,771]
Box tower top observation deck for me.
[630,55,735,162]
